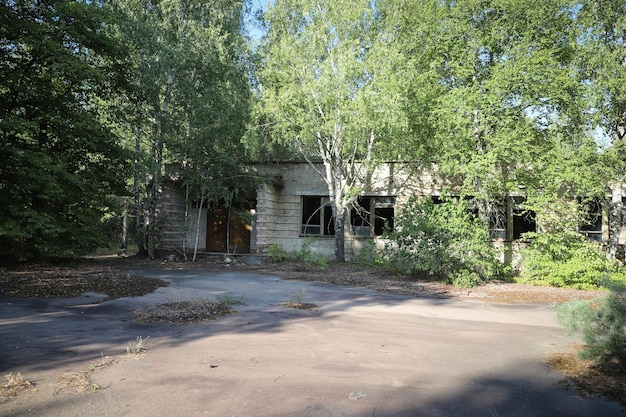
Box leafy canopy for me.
[0,0,130,261]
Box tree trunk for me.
[608,184,623,260]
[146,74,174,260]
[134,102,147,258]
[146,139,162,260]
[192,194,204,262]
[182,183,190,261]
[334,205,346,262]
[120,197,128,254]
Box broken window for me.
[350,196,395,237]
[301,196,334,236]
[579,198,603,242]
[512,197,536,240]
[489,200,508,240]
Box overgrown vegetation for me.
[291,238,328,270]
[267,243,287,262]
[554,280,626,373]
[282,289,319,309]
[378,197,505,287]
[519,231,626,289]
[126,336,149,355]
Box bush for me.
[267,243,286,262]
[554,279,626,373]
[292,238,327,269]
[378,197,504,287]
[519,231,625,290]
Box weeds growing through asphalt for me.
[216,293,244,305]
[284,289,319,310]
[1,373,34,400]
[90,352,116,370]
[55,371,101,395]
[127,336,149,355]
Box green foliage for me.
[554,280,626,373]
[391,0,598,217]
[267,243,286,262]
[519,231,626,290]
[110,0,256,258]
[0,0,130,262]
[378,197,504,287]
[292,238,327,270]
[256,0,418,262]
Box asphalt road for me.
[0,268,623,417]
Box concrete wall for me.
[159,163,626,263]
[252,162,433,261]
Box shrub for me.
[519,231,625,290]
[292,238,327,269]
[554,279,626,373]
[267,243,286,262]
[378,197,504,287]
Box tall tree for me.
[0,0,129,261]
[395,0,597,226]
[257,0,411,262]
[110,0,254,259]
[576,0,626,259]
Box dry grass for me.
[55,371,100,395]
[547,347,626,406]
[126,336,149,355]
[0,373,34,402]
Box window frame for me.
[300,196,335,236]
[579,198,603,242]
[350,196,395,237]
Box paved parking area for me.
[0,269,623,416]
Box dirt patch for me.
[251,261,608,304]
[0,263,168,300]
[133,299,236,323]
[547,348,626,406]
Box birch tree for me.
[396,0,597,227]
[111,0,253,259]
[257,0,411,262]
[576,0,626,259]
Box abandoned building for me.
[158,161,624,262]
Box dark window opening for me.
[351,196,395,237]
[351,197,372,227]
[374,207,394,235]
[513,210,536,240]
[301,196,334,236]
[579,198,603,242]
